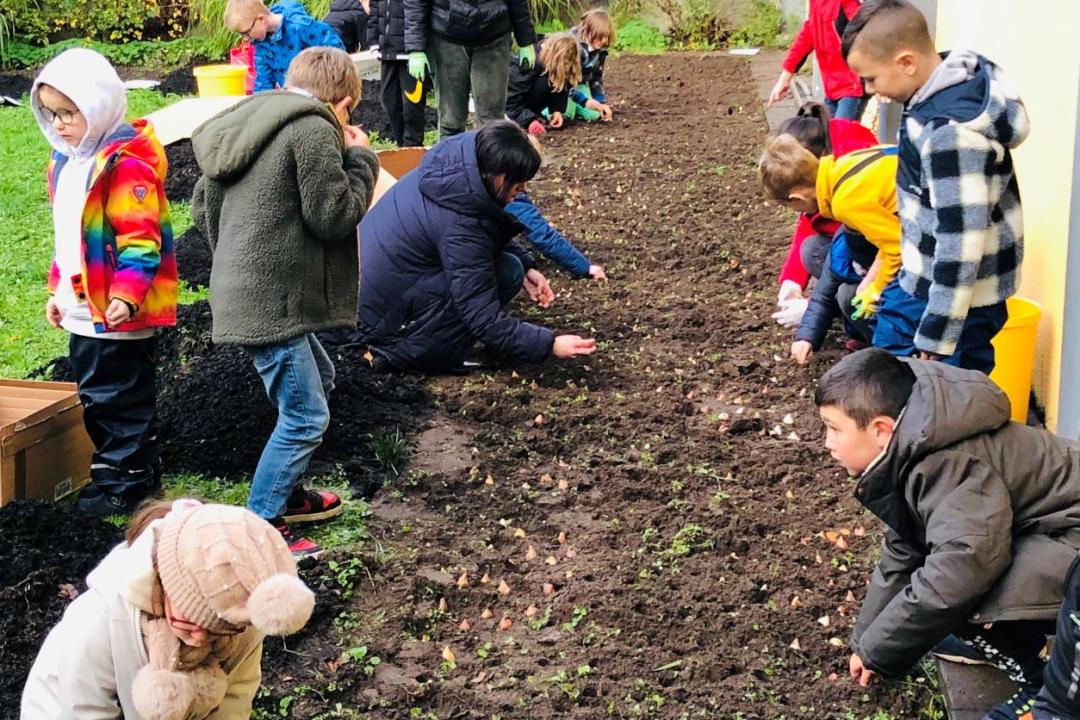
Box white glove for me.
[777,280,803,305]
[772,298,808,328]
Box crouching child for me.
[814,348,1080,717]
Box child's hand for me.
[553,335,597,358]
[586,99,613,121]
[105,298,132,328]
[528,120,547,136]
[548,111,564,129]
[343,125,369,148]
[524,268,555,308]
[588,264,607,281]
[917,351,945,362]
[849,654,877,687]
[791,340,813,365]
[45,297,64,328]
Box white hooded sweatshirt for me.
[31,48,151,339]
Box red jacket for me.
[782,0,864,101]
[778,118,878,288]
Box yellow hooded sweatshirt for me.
[815,145,901,298]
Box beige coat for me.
[20,528,263,720]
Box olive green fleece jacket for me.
[191,91,379,346]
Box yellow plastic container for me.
[989,297,1041,423]
[192,65,248,98]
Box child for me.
[191,47,379,557]
[814,349,1080,717]
[403,0,537,138]
[772,101,878,329]
[224,0,345,92]
[22,500,315,720]
[841,0,1029,375]
[325,0,369,52]
[506,192,606,281]
[368,0,429,147]
[768,0,867,120]
[31,48,178,518]
[567,8,615,123]
[506,33,582,136]
[759,133,902,365]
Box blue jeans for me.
[496,251,525,306]
[873,280,1008,375]
[246,334,335,520]
[825,95,868,121]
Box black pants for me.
[69,334,161,496]
[1036,552,1080,718]
[380,60,428,148]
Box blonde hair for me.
[578,8,615,48]
[539,34,582,93]
[224,0,269,32]
[286,47,362,110]
[758,133,820,202]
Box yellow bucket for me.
[989,297,1041,423]
[192,65,248,98]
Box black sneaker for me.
[74,478,162,518]
[282,488,344,524]
[933,634,993,665]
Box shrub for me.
[0,0,191,45]
[729,0,783,48]
[613,17,668,54]
[1,36,218,68]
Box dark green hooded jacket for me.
[851,359,1080,676]
[192,91,379,346]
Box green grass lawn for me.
[0,89,194,379]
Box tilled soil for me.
[7,53,925,719]
[0,502,122,710]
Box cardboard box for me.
[371,147,428,207]
[0,379,92,506]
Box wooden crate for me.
[0,379,92,506]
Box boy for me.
[841,0,1029,375]
[567,8,615,123]
[367,0,428,147]
[191,47,379,557]
[815,349,1080,718]
[758,134,902,365]
[31,48,178,517]
[325,0,369,52]
[224,0,345,92]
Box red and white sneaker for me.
[273,519,323,558]
[282,488,344,524]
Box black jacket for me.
[357,131,555,372]
[794,229,876,349]
[403,0,536,51]
[367,0,406,57]
[506,48,568,128]
[850,360,1080,677]
[324,0,369,52]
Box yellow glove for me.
[850,290,880,321]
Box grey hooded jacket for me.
[192,91,379,346]
[851,360,1080,676]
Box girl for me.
[32,48,178,518]
[21,500,315,720]
[771,101,878,329]
[506,33,582,136]
[568,8,615,122]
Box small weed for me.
[562,607,589,631]
[370,428,409,476]
[341,645,382,677]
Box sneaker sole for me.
[932,651,993,666]
[282,502,346,525]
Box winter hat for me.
[130,501,315,720]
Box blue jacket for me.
[357,131,555,372]
[505,193,590,277]
[254,1,345,92]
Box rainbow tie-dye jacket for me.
[46,119,177,333]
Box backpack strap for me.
[832,148,889,196]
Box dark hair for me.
[814,348,916,428]
[841,0,934,61]
[777,101,832,157]
[475,120,542,203]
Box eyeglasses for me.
[38,104,80,125]
[240,16,259,40]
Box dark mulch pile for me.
[175,225,211,288]
[0,72,33,99]
[0,501,122,711]
[164,139,201,203]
